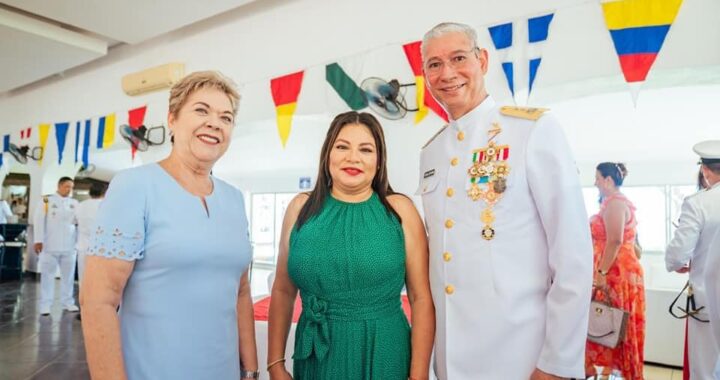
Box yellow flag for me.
[38,123,50,165]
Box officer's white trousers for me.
[38,251,76,310]
[689,315,720,379]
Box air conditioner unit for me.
[121,63,185,96]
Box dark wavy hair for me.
[597,162,627,187]
[295,111,400,230]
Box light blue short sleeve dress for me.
[87,163,252,379]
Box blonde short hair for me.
[168,71,240,117]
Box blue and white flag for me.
[488,12,555,104]
[488,21,514,96]
[527,13,554,95]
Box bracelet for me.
[266,358,286,371]
[597,269,608,276]
[240,369,259,379]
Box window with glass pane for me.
[582,186,668,253]
[251,194,275,264]
[669,185,698,236]
[582,187,601,218]
[275,194,296,256]
[250,193,298,265]
[623,187,667,252]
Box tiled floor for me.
[0,278,88,380]
[1,276,684,380]
[642,364,684,379]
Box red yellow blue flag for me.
[602,0,683,84]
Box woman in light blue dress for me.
[81,71,259,380]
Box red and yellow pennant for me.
[402,41,448,124]
[271,71,304,147]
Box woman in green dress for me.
[267,111,435,380]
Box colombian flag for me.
[602,0,683,83]
[96,113,116,149]
[271,71,304,148]
[403,41,448,124]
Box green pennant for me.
[326,63,367,111]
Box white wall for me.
[0,0,719,201]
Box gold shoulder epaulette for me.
[422,124,449,149]
[42,196,49,203]
[499,106,549,121]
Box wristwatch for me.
[241,369,260,379]
[597,268,609,276]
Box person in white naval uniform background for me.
[704,228,720,378]
[417,22,593,380]
[75,183,106,286]
[33,176,79,316]
[666,140,720,380]
[0,199,14,224]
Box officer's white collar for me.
[449,96,497,131]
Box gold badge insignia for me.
[466,131,511,241]
[481,225,495,241]
[493,177,507,194]
[468,183,483,201]
[488,122,502,141]
[481,209,495,224]
[499,106,548,121]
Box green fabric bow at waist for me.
[293,293,402,361]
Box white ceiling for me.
[0,0,257,93]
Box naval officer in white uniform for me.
[417,22,593,379]
[666,140,720,380]
[704,228,720,378]
[33,176,79,316]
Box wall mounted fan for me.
[119,124,166,152]
[75,164,96,179]
[360,77,418,120]
[7,143,43,164]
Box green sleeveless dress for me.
[288,192,411,379]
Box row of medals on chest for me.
[464,122,508,241]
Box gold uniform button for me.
[445,285,455,295]
[450,157,459,166]
[457,131,465,141]
[445,219,454,228]
[443,252,452,262]
[446,188,454,197]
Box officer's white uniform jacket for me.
[666,183,720,309]
[418,97,593,379]
[33,193,79,253]
[0,200,13,223]
[703,229,720,352]
[665,182,720,379]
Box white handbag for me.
[587,287,629,348]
